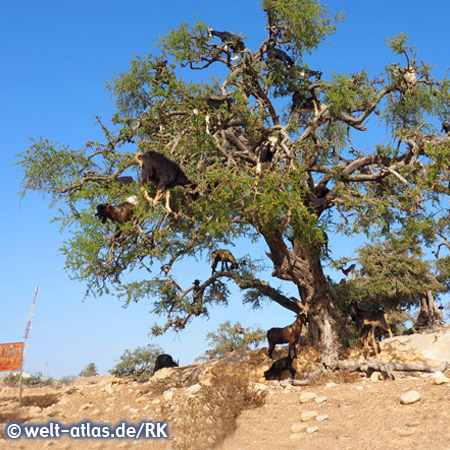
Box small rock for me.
[300,392,317,403]
[163,390,174,401]
[186,384,202,395]
[434,375,449,385]
[315,395,328,404]
[291,423,309,433]
[399,390,421,405]
[306,426,319,434]
[290,433,305,442]
[316,414,328,423]
[370,371,383,381]
[301,410,319,422]
[326,382,337,388]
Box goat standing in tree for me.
[350,299,393,358]
[211,249,239,274]
[135,150,193,213]
[267,311,307,359]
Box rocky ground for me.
[1,327,450,450]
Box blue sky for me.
[2,1,450,378]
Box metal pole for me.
[19,286,39,406]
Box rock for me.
[300,410,319,422]
[315,395,328,404]
[399,390,421,405]
[186,384,202,395]
[163,390,174,401]
[432,373,449,385]
[291,423,309,433]
[370,371,383,381]
[306,426,319,434]
[299,392,317,403]
[316,414,329,423]
[290,433,305,442]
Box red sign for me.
[0,342,23,371]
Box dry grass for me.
[21,394,59,409]
[161,374,266,450]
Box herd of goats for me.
[91,28,450,382]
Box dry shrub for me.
[161,374,266,450]
[21,394,59,409]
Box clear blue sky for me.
[2,1,449,378]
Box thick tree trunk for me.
[265,230,343,367]
[413,290,444,332]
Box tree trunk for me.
[414,290,444,332]
[265,230,343,367]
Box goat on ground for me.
[349,299,393,357]
[264,356,296,381]
[153,354,179,375]
[267,313,307,359]
[211,249,239,274]
[135,150,194,212]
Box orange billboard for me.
[0,342,23,371]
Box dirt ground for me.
[1,329,450,450]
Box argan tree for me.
[17,0,450,367]
[198,321,266,360]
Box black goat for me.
[442,120,450,134]
[135,151,193,212]
[267,47,294,67]
[211,249,239,274]
[255,142,276,175]
[291,90,316,115]
[209,29,245,53]
[264,356,296,381]
[267,313,307,359]
[153,354,179,375]
[349,299,393,357]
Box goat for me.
[135,151,193,212]
[264,356,296,381]
[194,96,233,135]
[266,47,294,67]
[255,142,276,175]
[153,354,179,375]
[290,89,322,116]
[95,196,138,225]
[442,120,450,134]
[341,263,356,279]
[235,326,246,335]
[267,313,307,359]
[209,29,245,53]
[349,299,393,357]
[211,249,238,274]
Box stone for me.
[370,371,383,381]
[434,374,449,385]
[290,433,305,442]
[316,414,329,423]
[306,426,319,434]
[399,390,421,405]
[315,395,328,404]
[300,410,319,422]
[163,390,174,401]
[186,384,202,395]
[291,423,309,433]
[300,391,317,403]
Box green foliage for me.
[15,1,450,344]
[110,344,163,375]
[198,321,266,360]
[79,362,99,378]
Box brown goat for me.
[95,199,136,225]
[267,313,307,359]
[211,249,238,274]
[350,300,393,357]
